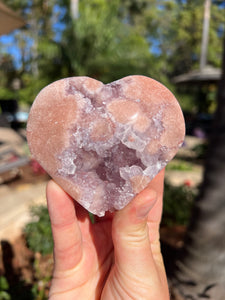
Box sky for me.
[0,34,21,61]
[0,1,224,70]
[0,4,66,69]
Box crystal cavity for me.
[27,76,185,216]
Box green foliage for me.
[162,181,196,226]
[160,0,225,75]
[192,142,209,159]
[166,160,193,171]
[31,257,51,300]
[24,206,53,255]
[0,0,224,108]
[18,74,49,105]
[0,276,11,300]
[175,91,198,113]
[58,0,156,83]
[0,88,16,101]
[31,284,48,300]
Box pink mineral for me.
[27,76,185,216]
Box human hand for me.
[46,169,169,300]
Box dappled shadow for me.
[1,240,34,300]
[161,239,183,279]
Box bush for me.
[24,206,53,255]
[0,276,11,300]
[192,143,208,159]
[162,181,197,226]
[166,160,193,171]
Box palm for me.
[74,211,160,300]
[47,170,169,300]
[74,210,114,297]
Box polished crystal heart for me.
[27,76,185,216]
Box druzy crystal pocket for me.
[27,76,185,216]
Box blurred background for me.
[0,0,224,299]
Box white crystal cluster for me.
[56,79,170,217]
[27,75,185,217]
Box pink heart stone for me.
[27,76,185,216]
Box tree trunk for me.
[171,38,225,300]
[70,0,79,19]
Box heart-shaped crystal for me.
[27,76,185,216]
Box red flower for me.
[184,179,192,187]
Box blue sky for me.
[0,33,22,68]
[0,4,66,69]
[0,1,224,70]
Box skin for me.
[46,169,169,300]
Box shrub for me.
[24,206,53,255]
[192,143,208,159]
[162,181,197,226]
[0,276,11,300]
[166,160,193,171]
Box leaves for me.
[0,0,224,106]
[0,276,11,300]
[24,206,53,255]
[162,181,196,226]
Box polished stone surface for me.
[27,76,185,216]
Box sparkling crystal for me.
[27,75,185,216]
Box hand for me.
[46,169,169,300]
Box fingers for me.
[147,168,165,224]
[112,170,166,283]
[112,186,158,272]
[46,180,83,271]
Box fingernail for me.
[136,200,156,219]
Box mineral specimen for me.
[27,76,185,216]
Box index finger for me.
[147,168,165,223]
[46,180,83,271]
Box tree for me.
[0,0,61,104]
[0,54,17,99]
[157,0,224,76]
[57,0,157,83]
[1,0,158,105]
[0,1,224,106]
[171,36,225,300]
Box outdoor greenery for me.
[30,254,52,300]
[166,159,194,171]
[22,180,196,254]
[0,0,224,111]
[162,180,197,226]
[24,206,53,255]
[0,276,10,300]
[192,142,209,159]
[0,1,225,297]
[23,207,53,297]
[17,178,196,299]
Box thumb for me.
[112,187,158,276]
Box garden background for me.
[0,0,225,299]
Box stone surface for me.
[27,75,185,216]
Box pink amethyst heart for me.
[27,76,185,216]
